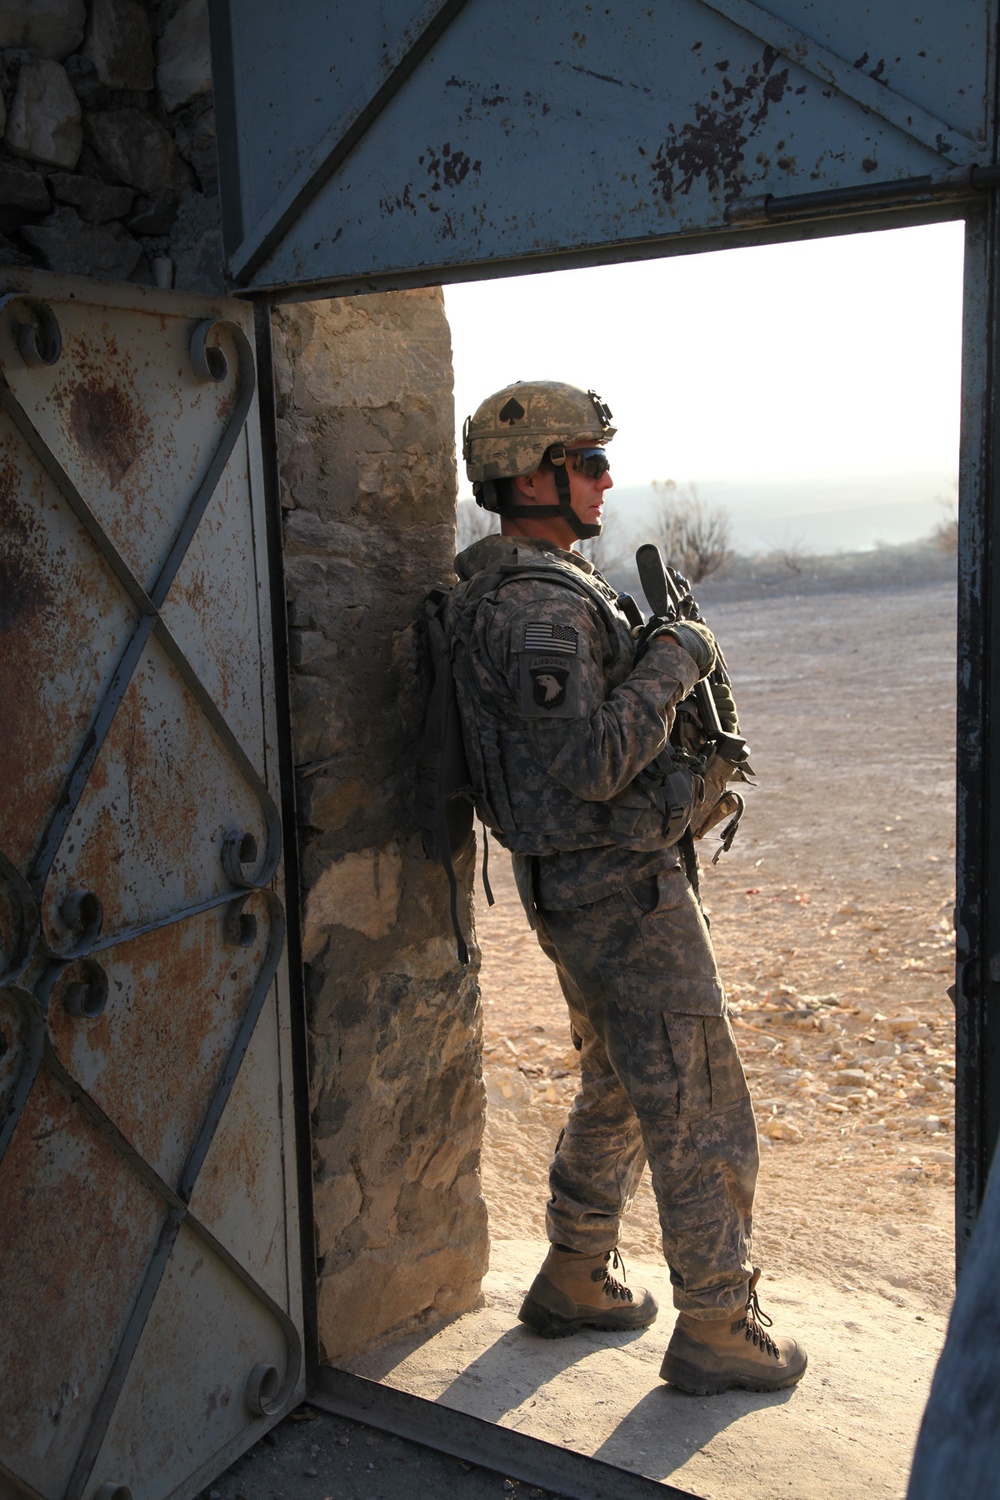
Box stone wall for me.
[272,291,489,1362]
[0,0,222,292]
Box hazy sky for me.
[444,220,965,498]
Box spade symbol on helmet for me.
[499,397,526,425]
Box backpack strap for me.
[418,587,477,962]
[487,558,630,668]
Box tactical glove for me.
[711,680,739,733]
[656,620,717,679]
[632,614,669,660]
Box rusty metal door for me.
[0,271,306,1500]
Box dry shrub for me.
[931,492,958,555]
[650,479,733,583]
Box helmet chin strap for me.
[551,455,602,540]
[499,445,603,540]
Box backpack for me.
[416,585,489,964]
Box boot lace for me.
[594,1247,634,1303]
[738,1278,780,1360]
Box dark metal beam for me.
[310,1366,703,1500]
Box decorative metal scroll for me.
[0,288,299,1500]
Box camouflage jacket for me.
[446,535,701,900]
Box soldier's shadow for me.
[590,1381,798,1483]
[431,1322,796,1480]
[433,1321,652,1424]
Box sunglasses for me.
[570,447,611,479]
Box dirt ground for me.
[477,569,958,1321]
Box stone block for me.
[5,59,82,170]
[296,771,367,835]
[83,0,154,90]
[0,0,86,59]
[156,0,212,113]
[277,423,319,507]
[0,161,50,214]
[85,107,189,194]
[48,171,132,222]
[289,672,344,762]
[20,204,142,279]
[302,845,403,957]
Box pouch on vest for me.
[609,754,702,852]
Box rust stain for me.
[46,901,267,1189]
[68,377,152,490]
[650,45,792,206]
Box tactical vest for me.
[444,549,702,858]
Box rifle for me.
[635,542,752,769]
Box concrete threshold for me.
[338,1239,947,1500]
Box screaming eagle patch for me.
[517,620,582,718]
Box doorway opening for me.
[341,220,964,1499]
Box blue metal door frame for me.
[209,0,1000,1252]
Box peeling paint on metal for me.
[651,45,792,206]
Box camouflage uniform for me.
[451,533,759,1319]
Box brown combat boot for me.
[518,1245,658,1338]
[659,1269,808,1395]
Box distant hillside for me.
[592,537,956,606]
[611,472,956,557]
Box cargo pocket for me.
[599,968,730,1124]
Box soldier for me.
[448,380,807,1395]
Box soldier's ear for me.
[514,469,543,499]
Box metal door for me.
[211,0,997,296]
[0,272,305,1500]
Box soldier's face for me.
[566,446,614,533]
[508,446,614,547]
[518,446,613,540]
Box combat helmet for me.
[463,380,615,539]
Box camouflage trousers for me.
[530,860,759,1319]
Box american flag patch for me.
[522,621,578,654]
